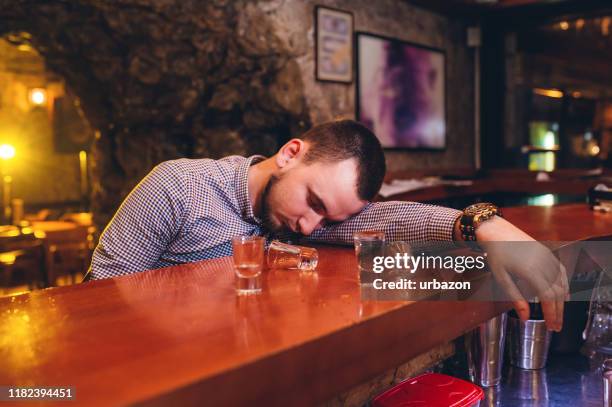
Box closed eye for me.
[308,189,327,215]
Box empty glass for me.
[353,231,385,286]
[582,268,612,356]
[267,240,318,272]
[354,231,386,271]
[232,236,265,295]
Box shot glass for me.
[267,240,318,272]
[232,236,265,295]
[353,231,386,285]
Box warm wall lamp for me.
[29,88,47,106]
[0,144,16,160]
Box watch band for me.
[460,203,501,241]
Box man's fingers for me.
[540,300,554,329]
[542,271,566,332]
[560,264,570,301]
[556,299,565,332]
[491,266,529,319]
[495,264,566,332]
[538,274,566,332]
[544,266,568,332]
[541,300,561,332]
[553,267,568,331]
[513,299,530,321]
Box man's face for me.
[261,158,368,235]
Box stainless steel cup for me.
[604,358,612,407]
[506,366,549,402]
[466,313,507,387]
[507,315,552,370]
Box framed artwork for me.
[315,6,353,83]
[356,32,446,149]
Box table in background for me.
[30,221,92,285]
[0,226,45,291]
[0,221,92,290]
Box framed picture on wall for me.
[315,6,353,83]
[356,32,446,149]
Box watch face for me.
[464,203,497,217]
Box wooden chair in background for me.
[0,227,46,294]
[41,225,93,286]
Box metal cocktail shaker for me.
[466,313,507,387]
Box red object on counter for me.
[371,372,485,407]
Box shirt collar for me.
[236,155,266,224]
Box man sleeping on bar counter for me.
[85,119,568,331]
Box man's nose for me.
[298,213,325,235]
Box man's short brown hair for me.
[301,120,386,201]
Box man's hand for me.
[460,216,569,332]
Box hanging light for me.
[602,17,610,36]
[533,88,564,99]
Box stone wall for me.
[0,0,475,229]
[268,0,476,173]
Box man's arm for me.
[88,161,188,280]
[308,201,567,332]
[308,201,461,243]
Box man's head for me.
[261,120,386,235]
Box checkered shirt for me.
[88,155,461,280]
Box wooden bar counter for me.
[503,203,612,241]
[0,204,609,406]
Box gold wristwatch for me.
[459,203,501,241]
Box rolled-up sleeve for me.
[88,161,188,280]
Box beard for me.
[260,173,290,233]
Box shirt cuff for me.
[426,206,462,241]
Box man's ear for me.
[276,139,306,169]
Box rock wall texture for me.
[266,0,476,173]
[0,0,475,229]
